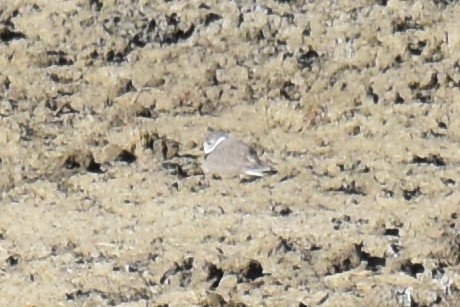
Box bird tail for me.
[244,165,277,177]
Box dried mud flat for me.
[1,0,460,306]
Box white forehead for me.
[206,132,229,143]
[203,132,229,154]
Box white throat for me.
[204,136,227,154]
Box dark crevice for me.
[116,150,137,164]
[412,154,445,166]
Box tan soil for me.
[1,0,460,306]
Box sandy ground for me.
[1,0,460,306]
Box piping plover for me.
[201,131,276,178]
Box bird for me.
[201,131,276,178]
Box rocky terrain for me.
[0,0,460,306]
